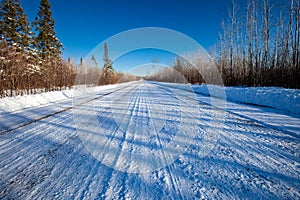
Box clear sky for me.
[20,0,238,74]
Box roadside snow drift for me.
[0,85,117,114]
[193,84,300,114]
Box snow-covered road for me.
[0,80,299,199]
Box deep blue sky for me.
[20,0,234,60]
[20,0,247,74]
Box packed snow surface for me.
[0,80,299,199]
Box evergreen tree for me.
[33,0,63,58]
[0,0,17,45]
[91,55,98,67]
[0,0,31,50]
[14,1,32,51]
[80,57,84,66]
[102,43,114,84]
[103,43,113,70]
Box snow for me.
[193,84,300,114]
[154,82,300,114]
[29,64,40,71]
[0,84,117,114]
[0,80,299,199]
[154,81,300,136]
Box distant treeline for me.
[148,0,300,88]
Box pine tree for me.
[1,0,16,44]
[0,0,36,96]
[102,43,114,84]
[80,57,83,66]
[0,0,32,50]
[14,1,32,51]
[33,0,63,58]
[103,43,113,70]
[91,55,98,67]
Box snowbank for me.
[0,84,117,114]
[193,85,300,114]
[152,82,300,114]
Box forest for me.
[0,0,299,98]
[216,0,299,88]
[148,0,300,88]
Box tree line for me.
[214,0,299,88]
[0,0,76,97]
[148,0,300,89]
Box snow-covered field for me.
[0,80,299,199]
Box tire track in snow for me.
[0,82,139,136]
[117,90,142,199]
[223,116,300,164]
[36,92,127,199]
[152,82,300,163]
[0,112,78,199]
[151,82,300,198]
[1,82,140,199]
[73,84,142,199]
[28,98,127,199]
[219,119,300,180]
[145,84,185,199]
[99,84,141,199]
[0,112,73,178]
[153,82,300,141]
[145,82,201,199]
[102,82,183,199]
[72,84,139,199]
